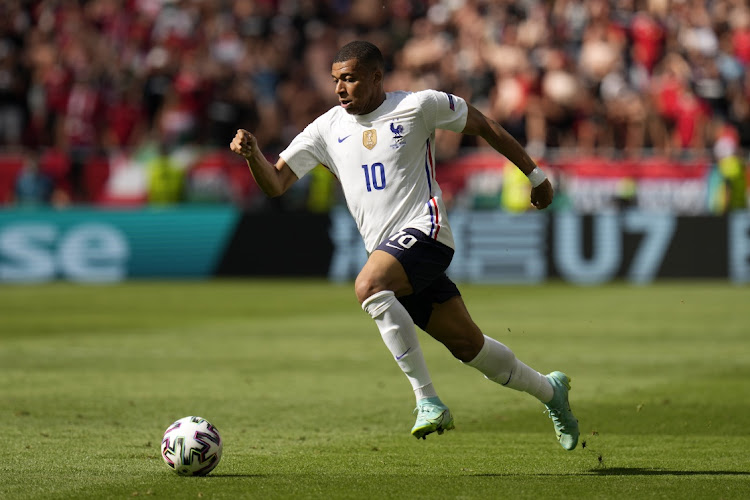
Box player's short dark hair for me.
[333,41,384,72]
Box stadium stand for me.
[0,0,747,209]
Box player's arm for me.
[461,104,553,210]
[230,129,298,197]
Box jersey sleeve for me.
[279,121,326,179]
[417,90,469,133]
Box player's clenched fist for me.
[530,179,554,210]
[230,129,257,158]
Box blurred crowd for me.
[0,0,749,208]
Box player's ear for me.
[372,67,384,88]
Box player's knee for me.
[447,335,485,362]
[354,275,385,305]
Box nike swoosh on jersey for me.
[338,135,352,143]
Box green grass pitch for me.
[2,280,749,499]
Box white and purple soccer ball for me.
[161,416,222,476]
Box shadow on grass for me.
[206,474,270,478]
[469,468,750,477]
[586,468,750,476]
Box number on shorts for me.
[386,230,417,250]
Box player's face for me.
[331,59,383,115]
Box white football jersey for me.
[280,90,468,252]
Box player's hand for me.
[531,179,554,210]
[230,129,257,158]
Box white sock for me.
[362,290,437,401]
[465,335,553,403]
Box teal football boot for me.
[411,397,454,440]
[544,371,579,450]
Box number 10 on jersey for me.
[362,163,386,191]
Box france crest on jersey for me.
[280,90,468,252]
[390,122,406,150]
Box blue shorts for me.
[374,228,461,330]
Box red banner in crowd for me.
[437,152,747,214]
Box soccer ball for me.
[161,416,223,476]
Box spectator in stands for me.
[713,125,748,211]
[14,154,54,206]
[105,81,147,151]
[146,142,184,205]
[0,41,27,147]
